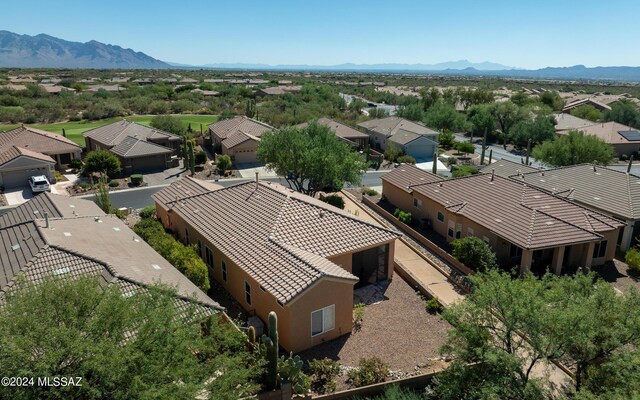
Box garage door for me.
[233,150,258,164]
[2,168,46,189]
[405,143,436,161]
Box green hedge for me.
[133,218,209,291]
[130,174,144,185]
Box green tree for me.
[604,99,640,128]
[83,149,121,177]
[510,92,533,107]
[433,269,553,400]
[453,141,475,156]
[384,142,403,162]
[571,104,602,122]
[451,164,479,178]
[150,114,186,135]
[539,91,565,111]
[467,104,495,136]
[543,274,640,392]
[396,103,424,121]
[450,236,497,271]
[509,115,556,147]
[490,101,526,135]
[532,130,615,166]
[424,102,466,132]
[257,121,366,197]
[419,87,441,111]
[438,130,456,149]
[216,154,232,173]
[0,277,260,400]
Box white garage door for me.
[405,143,436,162]
[1,168,46,189]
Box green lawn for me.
[0,114,218,147]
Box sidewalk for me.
[339,192,464,306]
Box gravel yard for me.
[593,259,640,293]
[299,275,451,375]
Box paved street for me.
[74,171,389,210]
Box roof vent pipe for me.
[255,171,259,188]
[491,169,495,182]
[44,211,49,228]
[593,165,597,172]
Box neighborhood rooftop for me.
[0,194,220,312]
[0,125,82,154]
[481,159,539,177]
[153,179,399,304]
[208,116,274,140]
[357,116,439,137]
[110,136,173,157]
[516,164,640,220]
[381,163,444,193]
[83,120,181,146]
[400,171,623,250]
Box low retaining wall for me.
[362,196,474,277]
[313,370,437,400]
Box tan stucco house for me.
[153,177,399,352]
[208,116,274,164]
[382,165,623,275]
[83,120,181,172]
[357,117,439,161]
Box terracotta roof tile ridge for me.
[585,209,622,231]
[519,203,604,238]
[0,244,55,296]
[130,121,179,138]
[41,192,64,216]
[526,208,537,248]
[166,181,257,207]
[268,238,327,279]
[21,126,82,148]
[0,219,44,232]
[268,191,292,239]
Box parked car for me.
[28,175,51,193]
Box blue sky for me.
[2,0,639,69]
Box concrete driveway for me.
[236,163,279,179]
[4,187,34,205]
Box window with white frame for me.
[311,304,335,336]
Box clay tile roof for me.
[480,159,538,178]
[83,120,181,146]
[208,116,274,141]
[571,121,640,145]
[0,126,81,155]
[0,195,221,313]
[408,173,623,250]
[517,164,640,220]
[0,145,55,166]
[110,136,172,158]
[152,176,222,206]
[358,116,439,137]
[222,130,260,149]
[381,164,444,193]
[155,179,398,303]
[298,118,369,140]
[0,192,103,228]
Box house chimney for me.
[491,169,495,182]
[44,211,49,228]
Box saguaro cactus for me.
[263,311,279,390]
[432,151,438,174]
[481,129,487,165]
[187,140,195,175]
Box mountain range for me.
[0,31,170,69]
[3,31,640,81]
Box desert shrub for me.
[452,165,479,178]
[83,150,121,177]
[69,159,83,170]
[108,179,119,187]
[347,357,389,387]
[309,358,341,394]
[625,247,640,276]
[195,150,207,165]
[353,303,365,331]
[320,194,345,210]
[139,205,156,219]
[361,186,378,196]
[425,298,443,314]
[397,155,416,164]
[55,170,63,182]
[620,153,629,162]
[216,154,232,172]
[77,182,91,190]
[451,236,498,272]
[130,174,143,185]
[393,208,412,224]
